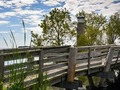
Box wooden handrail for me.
[1,45,120,89]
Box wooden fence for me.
[0,45,120,89]
[0,46,70,88]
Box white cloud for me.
[0,31,9,34]
[13,8,43,15]
[42,0,60,6]
[0,12,16,18]
[41,0,120,22]
[63,0,79,11]
[60,0,120,16]
[26,15,42,26]
[0,20,10,25]
[10,24,21,27]
[89,0,105,4]
[0,1,6,7]
[0,0,38,8]
[0,8,44,26]
[26,26,42,34]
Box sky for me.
[0,0,120,49]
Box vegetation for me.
[31,31,42,47]
[0,21,50,90]
[1,7,120,90]
[0,78,3,90]
[106,12,120,44]
[31,8,76,46]
[31,9,120,46]
[76,11,106,46]
[22,19,27,46]
[31,9,120,89]
[78,76,100,88]
[6,56,26,90]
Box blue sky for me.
[0,0,120,48]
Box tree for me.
[76,11,106,46]
[31,31,42,47]
[40,8,76,46]
[106,12,120,44]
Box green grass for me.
[78,76,101,87]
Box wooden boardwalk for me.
[0,45,120,89]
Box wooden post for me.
[0,55,4,81]
[88,48,91,75]
[99,47,114,87]
[87,48,95,89]
[87,75,95,89]
[67,47,77,82]
[39,49,44,84]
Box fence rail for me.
[1,45,120,89]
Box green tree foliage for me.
[31,31,42,47]
[106,12,120,44]
[31,9,119,46]
[40,8,76,46]
[31,8,76,46]
[31,8,76,47]
[77,11,106,46]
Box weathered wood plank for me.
[76,57,102,64]
[100,49,109,53]
[47,69,67,79]
[77,52,88,60]
[43,55,68,63]
[76,63,103,73]
[44,53,68,57]
[77,51,106,60]
[1,50,40,61]
[77,45,110,51]
[111,46,120,50]
[43,47,69,54]
[43,62,68,71]
[76,60,102,70]
[41,45,70,50]
[24,78,38,87]
[0,47,40,53]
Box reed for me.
[1,21,51,90]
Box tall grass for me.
[9,29,17,48]
[1,34,8,47]
[7,57,26,90]
[0,74,3,90]
[6,51,36,90]
[22,19,26,46]
[1,20,51,90]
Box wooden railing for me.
[0,46,70,88]
[76,45,110,73]
[0,49,41,88]
[1,45,120,89]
